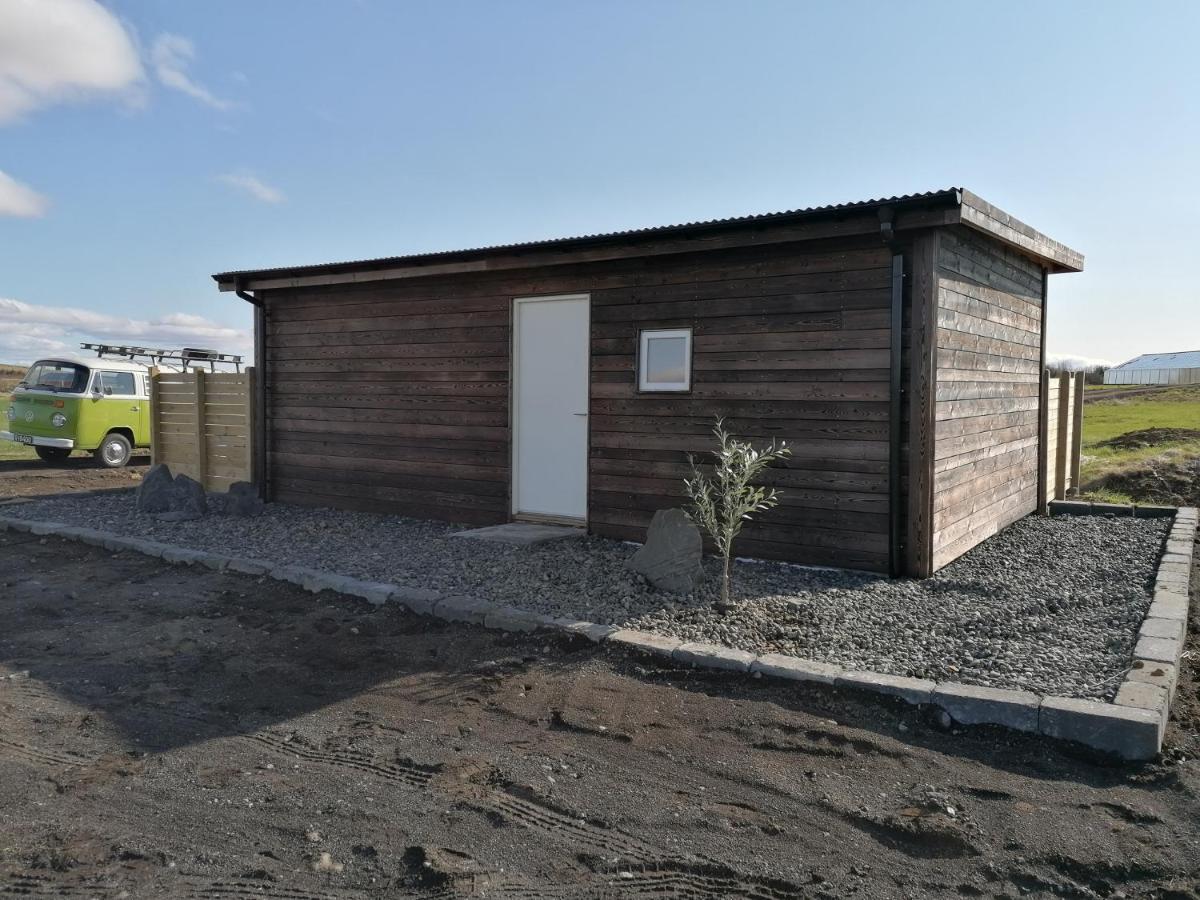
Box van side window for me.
[100,371,137,395]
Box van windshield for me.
[18,361,90,393]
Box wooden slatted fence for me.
[1041,369,1084,506]
[149,367,255,491]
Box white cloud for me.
[216,172,285,204]
[0,0,143,124]
[151,33,231,111]
[0,169,48,217]
[0,296,251,366]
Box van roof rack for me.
[79,343,244,372]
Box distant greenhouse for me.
[1103,350,1200,385]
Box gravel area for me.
[8,493,1170,700]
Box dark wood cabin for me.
[214,188,1083,576]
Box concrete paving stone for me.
[835,671,935,706]
[1126,660,1178,704]
[1147,594,1189,621]
[483,606,550,633]
[1164,540,1193,556]
[226,557,274,576]
[751,653,842,685]
[160,546,207,565]
[69,528,107,547]
[1159,555,1191,569]
[548,618,618,642]
[101,534,135,552]
[931,682,1041,732]
[1113,681,1169,721]
[269,564,321,587]
[197,552,231,571]
[126,539,170,559]
[1133,635,1182,665]
[340,580,396,606]
[606,629,682,658]
[303,571,358,595]
[30,521,67,536]
[433,594,494,625]
[388,586,441,617]
[1139,616,1186,643]
[673,642,755,673]
[1039,696,1163,760]
[1155,575,1190,592]
[451,523,584,546]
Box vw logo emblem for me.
[24,410,33,422]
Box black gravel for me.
[8,494,1169,700]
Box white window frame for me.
[638,328,692,392]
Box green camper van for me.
[2,344,242,468]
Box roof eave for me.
[214,190,965,293]
[215,188,1084,293]
[958,189,1084,273]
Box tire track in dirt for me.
[405,856,813,899]
[182,879,369,900]
[238,724,815,896]
[0,733,92,770]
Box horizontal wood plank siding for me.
[261,238,896,571]
[586,242,893,571]
[931,228,1045,571]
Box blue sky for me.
[1,0,1197,365]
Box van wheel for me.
[95,433,132,468]
[35,446,71,464]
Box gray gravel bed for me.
[7,493,1169,700]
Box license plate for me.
[12,434,34,445]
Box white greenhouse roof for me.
[1112,350,1200,370]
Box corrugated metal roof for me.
[213,188,963,282]
[1113,350,1200,370]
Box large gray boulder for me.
[225,481,264,517]
[136,464,174,513]
[169,474,208,519]
[628,508,705,594]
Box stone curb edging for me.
[2,506,1194,762]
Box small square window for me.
[638,328,692,392]
[99,371,136,396]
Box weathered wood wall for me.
[588,241,894,571]
[262,238,895,570]
[930,229,1045,570]
[150,367,254,492]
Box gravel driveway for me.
[8,492,1169,700]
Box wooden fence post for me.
[1054,372,1071,500]
[1070,374,1084,495]
[192,368,207,489]
[148,366,160,466]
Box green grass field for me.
[1078,384,1200,505]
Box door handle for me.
[573,412,588,416]
[131,406,140,412]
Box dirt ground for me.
[0,456,147,501]
[1,531,1199,899]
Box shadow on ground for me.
[1,530,1198,898]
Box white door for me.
[513,294,589,521]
